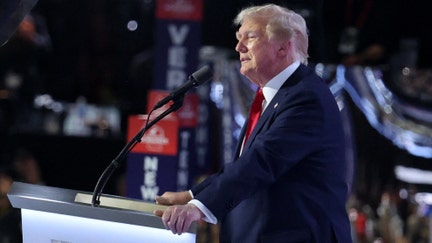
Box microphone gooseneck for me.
[91,65,213,206]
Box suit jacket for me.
[192,64,352,243]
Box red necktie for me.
[244,88,264,143]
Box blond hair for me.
[234,4,309,64]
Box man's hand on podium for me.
[154,191,192,205]
[154,203,203,235]
[154,191,202,235]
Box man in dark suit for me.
[154,4,352,242]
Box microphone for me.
[92,66,211,206]
[153,65,213,109]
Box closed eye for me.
[247,33,257,39]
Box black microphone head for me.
[190,65,213,86]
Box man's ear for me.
[277,41,291,56]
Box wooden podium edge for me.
[74,192,167,213]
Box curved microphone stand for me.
[91,96,185,206]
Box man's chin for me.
[239,66,251,76]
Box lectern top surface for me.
[7,182,197,233]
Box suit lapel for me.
[240,64,311,152]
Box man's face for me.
[235,17,282,86]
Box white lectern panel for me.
[22,209,194,243]
[7,182,197,243]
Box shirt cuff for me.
[188,199,218,224]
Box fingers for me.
[153,209,164,217]
[155,192,177,206]
[162,207,181,235]
[169,218,182,235]
[167,207,184,235]
[155,195,170,205]
[155,191,192,205]
[181,217,194,233]
[161,207,173,231]
[154,209,177,233]
[157,205,198,235]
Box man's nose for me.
[235,40,247,53]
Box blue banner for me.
[126,0,203,201]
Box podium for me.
[7,182,197,243]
